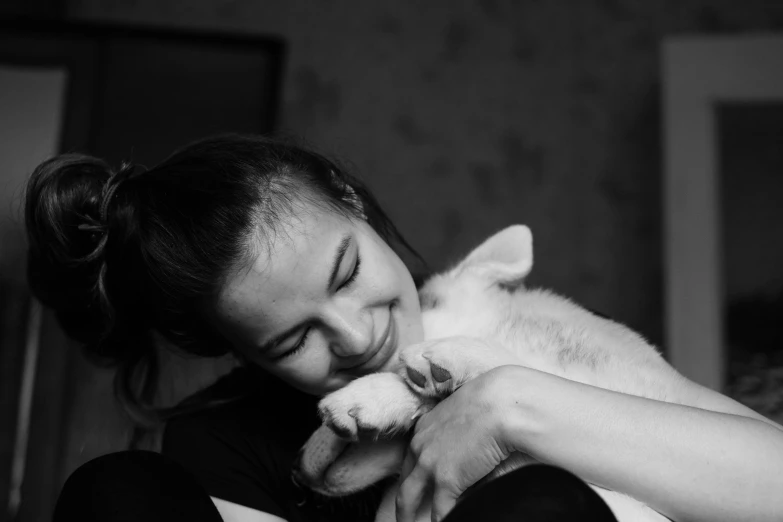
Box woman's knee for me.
[53,450,222,522]
[443,464,618,522]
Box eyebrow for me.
[257,234,352,355]
[327,235,352,291]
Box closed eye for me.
[269,253,361,362]
[271,327,311,361]
[340,253,361,289]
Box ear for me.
[457,225,533,286]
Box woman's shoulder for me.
[164,365,321,443]
[161,366,384,522]
[160,366,330,521]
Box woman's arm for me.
[396,365,783,522]
[681,378,783,431]
[499,365,783,522]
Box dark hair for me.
[25,134,424,434]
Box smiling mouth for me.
[346,311,397,375]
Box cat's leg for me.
[295,422,407,497]
[318,372,431,441]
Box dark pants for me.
[54,451,618,521]
[53,451,223,522]
[443,464,618,522]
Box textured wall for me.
[67,0,783,346]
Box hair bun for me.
[25,153,115,351]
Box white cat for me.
[294,225,693,522]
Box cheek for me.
[262,348,333,389]
[391,272,424,346]
[380,255,416,303]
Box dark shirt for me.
[162,366,382,522]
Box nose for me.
[325,302,373,358]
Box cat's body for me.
[295,225,691,522]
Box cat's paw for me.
[318,372,424,441]
[399,336,518,398]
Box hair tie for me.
[99,162,144,223]
[99,180,123,223]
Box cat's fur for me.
[295,225,691,522]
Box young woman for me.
[27,134,783,522]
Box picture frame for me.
[662,35,783,391]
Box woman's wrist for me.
[480,365,555,457]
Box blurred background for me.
[0,1,781,520]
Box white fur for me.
[296,225,688,522]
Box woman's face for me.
[212,201,424,396]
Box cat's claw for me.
[399,336,516,398]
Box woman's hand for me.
[394,357,783,522]
[394,366,521,522]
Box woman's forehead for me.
[217,206,349,321]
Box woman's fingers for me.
[399,447,417,481]
[394,368,522,522]
[396,447,462,522]
[430,487,458,522]
[395,463,428,522]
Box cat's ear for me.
[456,225,533,288]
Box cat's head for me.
[419,225,534,339]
